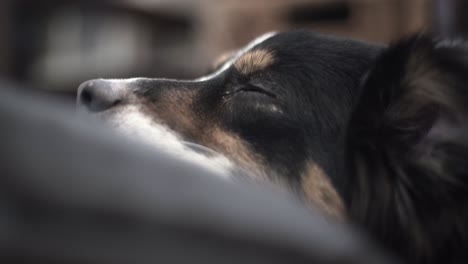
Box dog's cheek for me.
[302,161,346,221]
[142,89,208,141]
[97,105,237,178]
[200,127,271,181]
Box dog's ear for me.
[346,35,468,263]
[350,35,468,148]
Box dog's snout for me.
[77,80,126,112]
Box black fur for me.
[78,30,382,187]
[77,31,468,263]
[346,35,468,263]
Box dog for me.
[77,30,468,263]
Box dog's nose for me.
[77,80,124,112]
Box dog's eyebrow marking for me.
[302,161,345,220]
[193,32,277,82]
[234,49,275,75]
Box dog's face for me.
[77,30,468,262]
[77,30,381,218]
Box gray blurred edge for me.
[0,84,396,264]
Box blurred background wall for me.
[0,0,466,98]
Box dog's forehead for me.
[197,30,357,82]
[194,32,277,82]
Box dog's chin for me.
[83,105,235,179]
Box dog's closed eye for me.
[229,84,277,98]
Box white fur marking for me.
[105,106,234,178]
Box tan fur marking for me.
[204,128,269,181]
[302,162,345,220]
[151,89,198,135]
[234,49,275,75]
[147,89,269,181]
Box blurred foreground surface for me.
[0,84,395,263]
